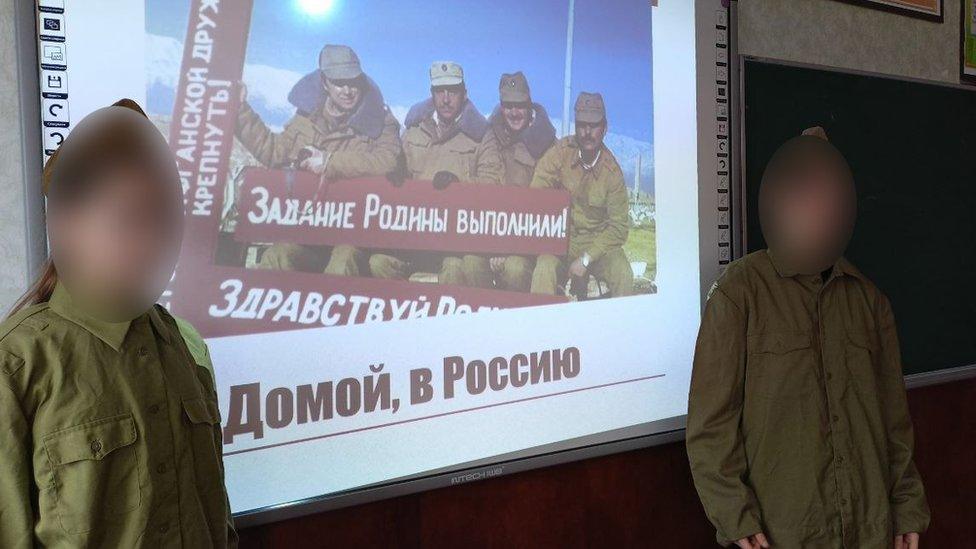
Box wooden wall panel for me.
[238,377,976,548]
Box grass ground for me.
[624,220,657,281]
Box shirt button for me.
[157,463,167,474]
[832,414,840,422]
[149,404,160,414]
[90,440,102,454]
[158,523,169,533]
[139,347,150,357]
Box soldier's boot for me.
[324,245,364,276]
[258,243,328,272]
[530,254,564,295]
[500,255,533,292]
[439,256,466,285]
[590,248,634,297]
[461,255,493,288]
[368,253,410,279]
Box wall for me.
[237,378,976,547]
[738,0,964,85]
[0,0,32,311]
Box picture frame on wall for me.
[964,0,976,83]
[834,0,944,22]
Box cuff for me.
[715,511,763,547]
[892,504,930,536]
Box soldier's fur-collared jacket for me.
[235,70,401,178]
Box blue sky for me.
[147,0,653,143]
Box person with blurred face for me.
[0,100,237,547]
[377,61,503,287]
[686,130,929,549]
[485,72,557,291]
[529,92,633,298]
[236,44,402,276]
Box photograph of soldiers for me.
[486,72,557,291]
[146,0,656,299]
[235,44,402,276]
[369,62,503,287]
[530,92,634,298]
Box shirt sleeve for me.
[875,294,930,535]
[473,133,503,184]
[686,288,764,546]
[0,377,34,549]
[236,101,309,168]
[529,146,560,189]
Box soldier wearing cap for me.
[530,92,633,297]
[371,61,502,287]
[236,44,402,276]
[485,71,557,291]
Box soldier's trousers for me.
[497,255,534,292]
[439,255,494,288]
[531,247,634,297]
[258,243,364,276]
[370,252,494,287]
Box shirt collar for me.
[47,282,171,352]
[765,249,864,281]
[577,147,602,171]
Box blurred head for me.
[759,135,856,275]
[43,101,184,321]
[322,74,364,113]
[431,84,466,123]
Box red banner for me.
[233,170,572,255]
[178,267,566,338]
[162,0,570,340]
[168,0,252,270]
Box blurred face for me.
[575,120,606,153]
[501,102,532,133]
[759,137,856,275]
[323,76,363,113]
[49,162,184,321]
[432,85,465,122]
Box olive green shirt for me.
[0,283,237,548]
[687,250,929,548]
[529,136,630,262]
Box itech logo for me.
[450,466,505,485]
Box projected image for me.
[145,0,655,338]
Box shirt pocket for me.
[444,143,477,180]
[845,332,879,393]
[746,332,814,398]
[42,413,142,534]
[182,396,225,495]
[583,185,608,221]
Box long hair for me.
[5,259,59,319]
[4,98,161,322]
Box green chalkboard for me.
[743,60,976,376]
